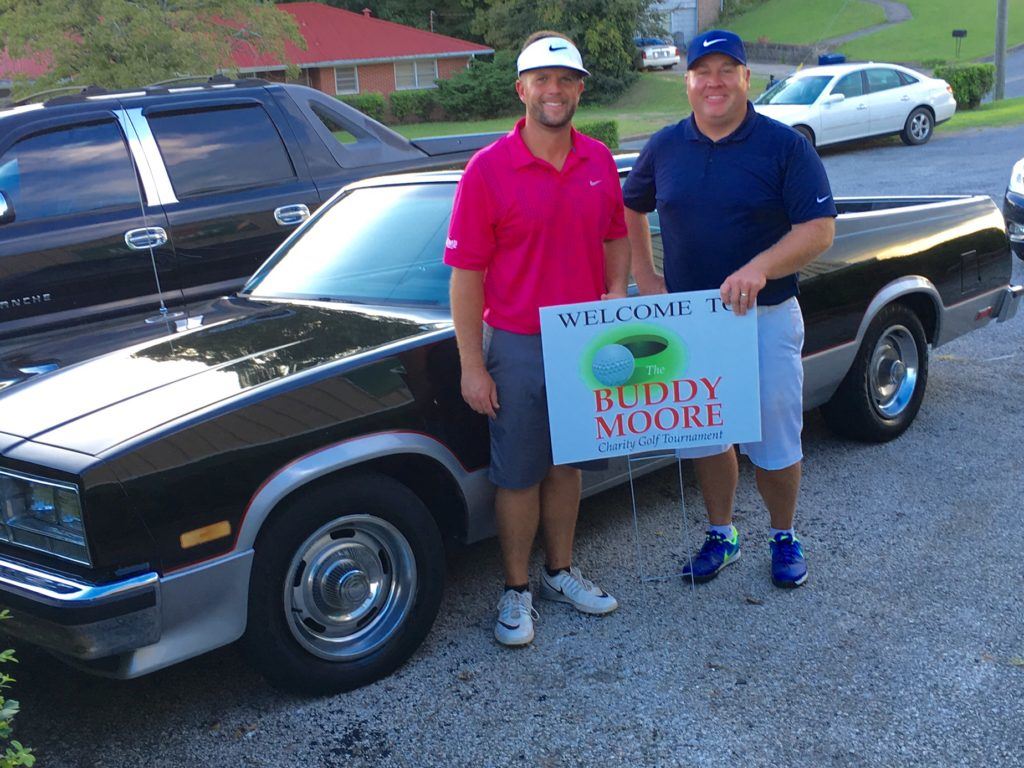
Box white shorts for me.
[676,296,804,471]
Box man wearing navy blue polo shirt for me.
[622,29,836,589]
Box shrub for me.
[388,89,438,123]
[576,119,619,149]
[338,93,386,122]
[0,612,33,768]
[933,63,995,110]
[435,52,520,120]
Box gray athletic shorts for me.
[484,325,606,489]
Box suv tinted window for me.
[0,120,138,222]
[866,68,902,93]
[149,104,295,198]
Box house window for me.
[335,66,359,95]
[394,59,438,90]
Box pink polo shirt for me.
[443,119,627,334]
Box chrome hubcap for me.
[285,515,416,661]
[868,325,919,418]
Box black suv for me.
[0,79,493,387]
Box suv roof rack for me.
[14,76,269,108]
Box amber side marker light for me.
[180,521,232,549]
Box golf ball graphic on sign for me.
[591,343,636,387]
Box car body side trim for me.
[235,431,491,551]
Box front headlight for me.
[1009,159,1024,195]
[0,469,90,565]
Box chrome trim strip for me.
[114,108,178,206]
[0,557,154,604]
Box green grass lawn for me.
[727,0,1024,63]
[393,72,768,142]
[725,0,885,46]
[939,95,1024,132]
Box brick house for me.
[233,3,494,98]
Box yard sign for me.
[539,290,762,464]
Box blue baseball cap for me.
[687,29,747,69]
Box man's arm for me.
[449,267,499,418]
[721,217,835,315]
[602,236,631,300]
[625,208,666,295]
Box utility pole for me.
[995,0,1008,100]
[429,9,435,33]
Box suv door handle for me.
[125,227,168,250]
[274,204,310,226]
[856,104,868,110]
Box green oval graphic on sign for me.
[580,322,688,389]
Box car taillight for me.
[642,50,648,59]
[670,47,678,56]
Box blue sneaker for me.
[770,532,808,588]
[681,527,741,583]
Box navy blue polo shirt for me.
[622,102,837,305]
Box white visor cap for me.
[516,37,589,77]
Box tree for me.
[470,0,659,103]
[0,0,302,97]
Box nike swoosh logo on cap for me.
[549,44,567,51]
[703,38,727,47]
[817,195,831,203]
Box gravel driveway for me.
[15,127,1024,768]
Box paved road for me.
[14,129,1024,768]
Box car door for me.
[0,110,181,358]
[818,71,869,144]
[865,67,909,134]
[138,95,321,307]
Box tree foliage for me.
[470,0,656,103]
[433,50,519,119]
[0,0,302,96]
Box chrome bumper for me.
[996,284,1023,323]
[0,558,160,659]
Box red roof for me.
[0,48,51,79]
[233,3,493,70]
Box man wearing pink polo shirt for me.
[444,31,630,647]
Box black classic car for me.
[0,163,1019,694]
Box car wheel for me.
[663,64,675,70]
[241,472,444,695]
[794,125,815,147]
[820,303,929,442]
[900,107,934,145]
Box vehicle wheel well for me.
[265,454,468,548]
[794,124,815,145]
[893,292,937,344]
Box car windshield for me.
[244,183,456,306]
[755,75,833,106]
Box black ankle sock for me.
[545,566,569,578]
[505,583,529,593]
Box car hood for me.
[753,104,811,125]
[0,297,448,456]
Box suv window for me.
[832,72,864,98]
[0,120,138,222]
[866,68,902,94]
[149,103,296,198]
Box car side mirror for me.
[0,191,13,225]
[824,93,846,104]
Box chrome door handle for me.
[125,227,168,250]
[274,204,310,226]
[857,104,868,110]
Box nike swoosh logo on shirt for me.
[817,195,831,203]
[703,38,727,47]
[590,179,602,186]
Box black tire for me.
[794,125,815,147]
[900,106,934,146]
[820,303,929,442]
[241,472,444,695]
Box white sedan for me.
[753,62,956,148]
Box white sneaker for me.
[539,566,619,615]
[494,589,538,647]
